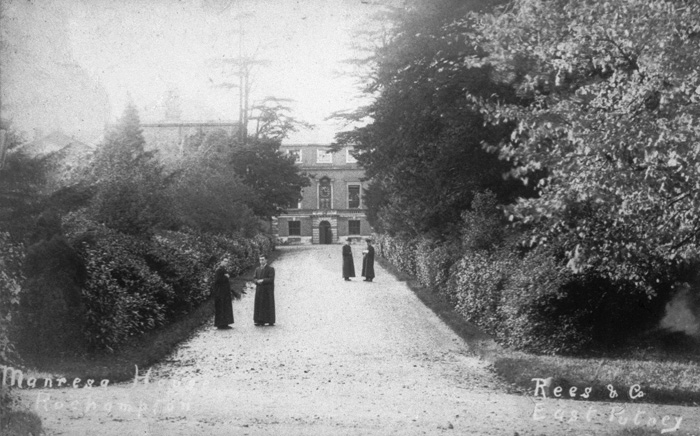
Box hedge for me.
[13,211,274,354]
[374,232,681,355]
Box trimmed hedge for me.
[375,232,682,355]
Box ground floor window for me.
[288,221,301,236]
[348,220,360,235]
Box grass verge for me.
[377,256,700,408]
[14,249,281,384]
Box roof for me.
[141,121,240,128]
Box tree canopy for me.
[230,138,310,219]
[334,0,524,239]
[469,0,700,292]
[182,127,310,221]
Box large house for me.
[274,144,371,244]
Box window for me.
[346,148,357,163]
[349,220,360,235]
[319,177,332,209]
[316,149,333,163]
[287,149,302,163]
[288,221,301,236]
[348,184,360,209]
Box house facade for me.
[274,144,371,244]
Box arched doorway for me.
[319,221,332,244]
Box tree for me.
[168,149,259,235]
[250,96,314,141]
[181,130,310,222]
[333,0,523,239]
[471,0,700,292]
[90,103,174,235]
[231,138,310,219]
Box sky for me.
[1,0,394,144]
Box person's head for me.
[366,238,373,246]
[259,255,268,267]
[219,257,229,268]
[345,238,351,245]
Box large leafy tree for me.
[183,129,310,221]
[169,148,259,235]
[231,138,310,219]
[470,0,700,292]
[334,0,523,239]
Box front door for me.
[319,221,332,244]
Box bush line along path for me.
[15,245,700,435]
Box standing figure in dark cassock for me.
[361,238,375,282]
[342,238,355,281]
[213,259,237,329]
[253,255,276,326]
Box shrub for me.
[145,236,209,313]
[497,248,581,354]
[374,233,417,274]
[415,237,459,297]
[450,249,515,334]
[76,231,173,351]
[461,190,506,252]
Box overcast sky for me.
[2,0,395,144]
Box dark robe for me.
[342,244,355,278]
[213,266,234,327]
[253,265,275,324]
[361,245,375,280]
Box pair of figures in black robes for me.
[213,255,275,329]
[342,238,375,282]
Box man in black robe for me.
[342,238,355,281]
[213,260,235,329]
[361,239,375,282]
[253,255,276,326]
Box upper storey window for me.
[287,149,302,163]
[348,184,360,209]
[346,149,357,164]
[319,177,332,209]
[316,149,333,163]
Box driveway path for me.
[19,245,700,435]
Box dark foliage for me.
[89,103,174,235]
[334,0,528,239]
[230,138,310,218]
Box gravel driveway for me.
[18,245,700,435]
